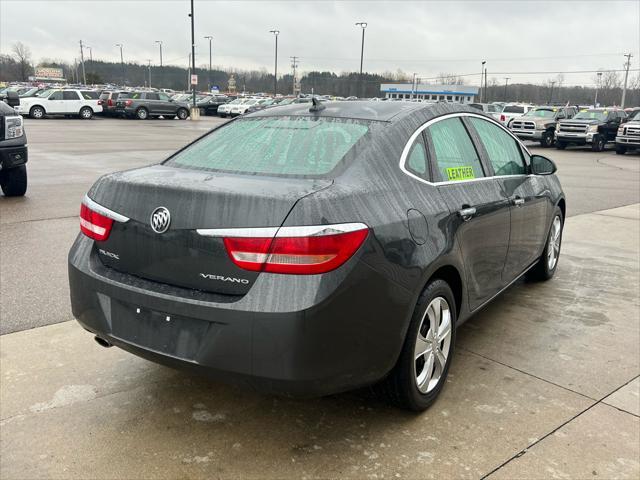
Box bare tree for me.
[436,72,464,85]
[12,42,32,81]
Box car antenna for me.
[309,96,325,113]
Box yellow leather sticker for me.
[446,166,475,181]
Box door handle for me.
[512,197,525,206]
[458,207,476,221]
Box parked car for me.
[615,109,640,154]
[230,98,266,116]
[510,106,577,148]
[468,103,502,120]
[245,98,275,114]
[115,91,190,120]
[498,104,534,126]
[555,108,626,151]
[197,95,231,116]
[14,89,102,119]
[0,95,28,196]
[69,101,565,411]
[217,98,248,118]
[99,91,129,116]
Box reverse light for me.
[205,224,369,275]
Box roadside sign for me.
[191,74,198,85]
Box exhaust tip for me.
[94,335,113,348]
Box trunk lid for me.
[89,165,332,295]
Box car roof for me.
[247,100,430,122]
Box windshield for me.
[630,111,640,121]
[574,110,607,121]
[503,105,525,114]
[525,109,557,118]
[165,116,370,177]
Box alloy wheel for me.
[547,216,562,270]
[414,296,452,394]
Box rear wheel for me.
[136,108,149,120]
[79,106,93,120]
[29,106,45,119]
[591,135,606,152]
[377,279,456,411]
[0,165,27,197]
[177,108,189,120]
[555,141,567,150]
[540,130,554,148]
[527,207,563,282]
[616,145,627,155]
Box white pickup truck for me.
[15,88,102,119]
[498,103,534,127]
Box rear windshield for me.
[503,105,525,114]
[525,109,556,118]
[165,116,370,177]
[99,92,110,99]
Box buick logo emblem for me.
[150,207,171,234]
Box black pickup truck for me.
[115,91,190,120]
[0,92,28,196]
[555,108,627,151]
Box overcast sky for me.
[1,0,639,86]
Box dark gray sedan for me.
[69,101,565,411]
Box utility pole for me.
[204,36,213,92]
[411,73,417,100]
[594,71,602,106]
[621,53,633,108]
[480,60,486,102]
[115,43,124,86]
[290,56,299,95]
[548,80,556,104]
[147,59,152,88]
[188,0,197,115]
[269,30,279,96]
[355,22,367,98]
[86,46,93,81]
[155,40,163,67]
[79,40,87,85]
[503,77,510,102]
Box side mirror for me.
[530,155,557,175]
[5,91,20,107]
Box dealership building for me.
[380,83,479,103]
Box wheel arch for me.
[426,265,463,321]
[556,197,566,221]
[30,104,46,114]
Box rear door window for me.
[469,117,526,176]
[146,93,160,101]
[425,117,485,182]
[405,134,429,179]
[81,91,99,99]
[166,117,370,177]
[63,91,80,100]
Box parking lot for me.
[1,117,639,479]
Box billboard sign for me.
[35,67,64,79]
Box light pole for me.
[85,46,93,81]
[79,40,87,85]
[480,60,486,102]
[147,59,152,88]
[355,22,367,97]
[621,53,633,108]
[411,73,417,100]
[188,0,197,114]
[115,43,124,86]
[594,71,602,106]
[204,36,213,92]
[155,40,163,67]
[269,30,279,96]
[503,77,510,101]
[548,80,556,104]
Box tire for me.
[591,135,605,152]
[555,141,567,150]
[377,279,456,411]
[526,207,563,282]
[176,108,189,120]
[29,106,45,119]
[540,131,554,148]
[0,165,27,197]
[136,108,149,120]
[79,106,93,120]
[616,145,627,155]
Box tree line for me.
[2,42,638,106]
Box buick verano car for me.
[68,101,565,411]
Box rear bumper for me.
[0,144,28,170]
[68,234,412,397]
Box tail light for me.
[97,100,103,105]
[79,196,129,241]
[107,99,113,106]
[125,100,133,107]
[80,203,113,241]
[500,114,506,122]
[209,223,368,275]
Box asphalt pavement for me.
[0,115,638,479]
